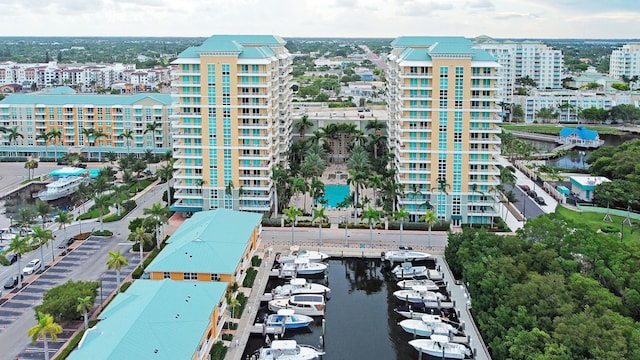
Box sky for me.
[1,0,639,39]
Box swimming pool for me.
[322,184,350,208]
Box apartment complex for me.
[609,43,640,80]
[0,87,172,159]
[170,35,292,215]
[513,90,615,123]
[0,61,170,92]
[474,36,563,102]
[387,36,502,226]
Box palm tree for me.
[143,202,169,249]
[119,129,134,155]
[312,207,328,246]
[144,120,162,154]
[54,210,73,240]
[4,235,30,289]
[24,160,39,180]
[365,119,386,135]
[47,129,62,162]
[156,161,175,205]
[295,115,313,141]
[271,165,288,217]
[76,296,94,330]
[129,226,152,265]
[93,194,112,231]
[362,207,381,247]
[36,131,50,159]
[308,178,325,208]
[27,312,62,360]
[290,177,308,211]
[18,207,35,231]
[35,201,52,226]
[7,127,24,157]
[93,129,107,162]
[82,128,95,159]
[31,226,54,265]
[227,295,241,320]
[111,184,127,216]
[283,206,303,246]
[347,169,368,223]
[106,250,128,291]
[394,207,410,247]
[420,210,439,248]
[369,174,384,207]
[434,177,450,221]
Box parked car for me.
[519,184,531,192]
[535,196,547,206]
[23,259,42,275]
[4,274,23,289]
[527,190,538,198]
[58,237,75,249]
[4,253,18,265]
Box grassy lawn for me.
[501,124,624,136]
[556,206,638,243]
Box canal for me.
[242,258,455,360]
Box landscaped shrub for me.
[56,329,85,360]
[210,342,227,360]
[236,292,248,317]
[251,256,262,267]
[243,267,258,288]
[120,281,132,293]
[143,248,161,268]
[387,221,450,231]
[131,265,144,279]
[262,217,282,227]
[92,229,113,236]
[221,333,233,341]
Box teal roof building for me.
[68,279,228,360]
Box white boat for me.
[409,336,472,359]
[391,262,429,279]
[397,279,440,291]
[395,303,453,320]
[268,294,326,316]
[37,176,89,201]
[271,278,331,298]
[394,286,447,304]
[250,339,324,360]
[400,315,458,337]
[384,248,432,263]
[277,248,329,264]
[264,309,314,329]
[279,259,328,277]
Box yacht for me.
[409,336,472,359]
[399,315,460,337]
[383,247,432,263]
[268,294,326,316]
[268,278,331,299]
[391,262,429,279]
[264,309,314,330]
[250,339,324,360]
[276,248,329,264]
[394,285,447,304]
[37,176,89,201]
[397,279,441,291]
[278,259,328,278]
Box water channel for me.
[242,258,458,360]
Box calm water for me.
[0,183,74,221]
[322,185,350,208]
[242,258,444,360]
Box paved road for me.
[0,182,164,360]
[505,184,546,220]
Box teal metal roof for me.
[40,86,77,95]
[0,93,173,106]
[49,167,87,177]
[393,36,495,61]
[68,279,227,360]
[177,35,284,59]
[146,209,262,274]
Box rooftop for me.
[68,279,227,360]
[146,209,262,274]
[177,35,284,59]
[559,126,599,141]
[0,91,172,106]
[392,36,495,62]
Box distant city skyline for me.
[1,0,639,39]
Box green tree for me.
[24,160,39,180]
[93,194,111,231]
[129,226,152,265]
[144,120,161,154]
[156,160,175,204]
[18,207,35,230]
[31,226,54,265]
[54,210,73,241]
[536,107,560,124]
[419,210,439,248]
[106,250,128,291]
[27,312,62,360]
[92,129,107,162]
[362,207,381,247]
[76,295,94,330]
[35,200,52,226]
[312,206,328,246]
[119,129,134,155]
[394,207,410,247]
[36,280,97,323]
[143,202,169,249]
[284,206,303,246]
[7,126,24,157]
[3,235,31,289]
[47,129,62,162]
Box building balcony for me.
[237,81,271,88]
[399,73,433,78]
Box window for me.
[163,272,170,279]
[184,272,198,280]
[211,274,220,281]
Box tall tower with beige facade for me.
[387,37,501,226]
[171,35,292,214]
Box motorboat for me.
[276,248,329,264]
[409,336,472,359]
[383,247,432,263]
[250,339,324,360]
[399,315,459,337]
[397,279,441,291]
[268,294,326,317]
[394,286,447,304]
[391,262,429,279]
[264,309,314,330]
[278,258,328,277]
[395,303,454,320]
[37,176,89,201]
[271,278,331,298]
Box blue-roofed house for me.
[68,279,228,360]
[146,209,262,285]
[558,126,605,148]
